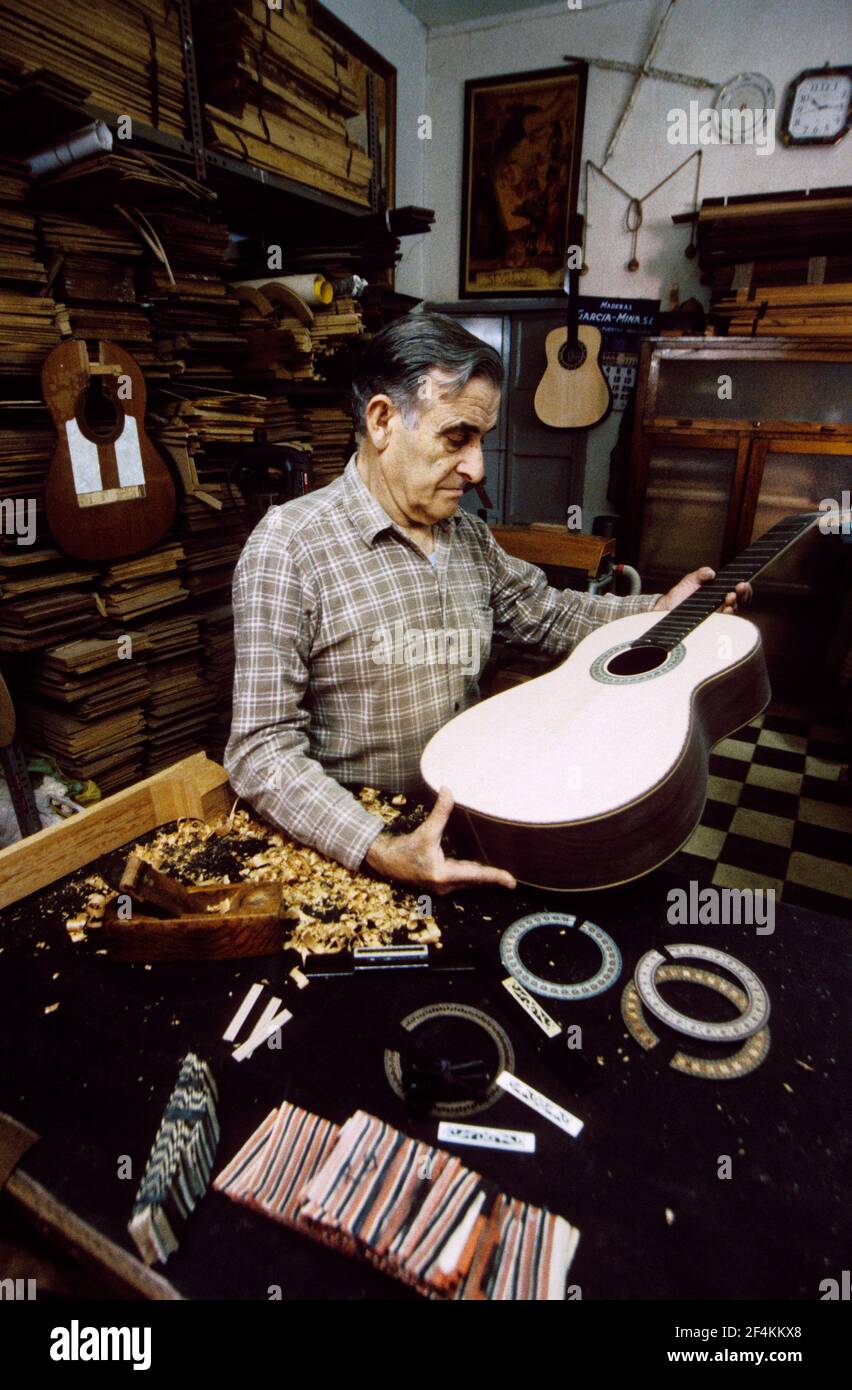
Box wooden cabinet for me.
[628,337,852,696]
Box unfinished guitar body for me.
[534,324,611,430]
[42,339,176,561]
[421,612,770,891]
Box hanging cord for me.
[583,150,702,272]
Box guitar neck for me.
[636,511,822,650]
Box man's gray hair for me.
[351,312,504,437]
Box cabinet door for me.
[635,438,742,584]
[746,444,852,591]
[652,352,852,427]
[507,313,585,524]
[450,313,508,524]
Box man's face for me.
[379,371,501,526]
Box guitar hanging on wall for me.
[533,214,611,430]
[422,511,844,893]
[42,339,176,562]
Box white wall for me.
[422,0,852,522]
[321,0,429,297]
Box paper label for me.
[114,414,145,487]
[496,1070,584,1139]
[502,977,561,1037]
[65,419,102,495]
[437,1121,535,1154]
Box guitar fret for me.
[633,512,817,652]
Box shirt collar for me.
[340,454,462,547]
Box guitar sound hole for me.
[605,644,669,677]
[558,341,587,370]
[80,378,121,440]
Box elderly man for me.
[225,313,749,894]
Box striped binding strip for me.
[128,1053,220,1266]
[214,1101,580,1300]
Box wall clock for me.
[781,66,852,145]
[714,72,775,138]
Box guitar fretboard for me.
[633,511,821,651]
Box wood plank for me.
[0,753,232,909]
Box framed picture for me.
[460,62,588,299]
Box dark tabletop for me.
[0,847,849,1301]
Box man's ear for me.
[363,394,396,451]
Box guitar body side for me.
[534,324,611,430]
[421,613,771,892]
[43,339,176,562]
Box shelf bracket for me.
[177,0,206,182]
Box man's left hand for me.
[655,567,752,615]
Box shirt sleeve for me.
[224,518,386,871]
[483,527,661,655]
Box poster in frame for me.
[459,61,588,299]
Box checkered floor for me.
[667,703,852,920]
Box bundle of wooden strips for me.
[0,0,187,136]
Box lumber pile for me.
[195,0,372,206]
[197,603,236,762]
[0,398,55,546]
[23,701,147,792]
[695,188,852,343]
[0,0,187,136]
[310,296,365,378]
[238,285,315,381]
[0,295,60,375]
[305,401,354,488]
[713,283,852,340]
[27,636,151,719]
[139,614,216,772]
[98,543,188,623]
[0,549,101,651]
[144,212,244,381]
[0,156,45,290]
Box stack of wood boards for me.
[23,700,147,792]
[195,0,372,205]
[713,283,852,340]
[22,634,149,789]
[0,289,60,375]
[0,0,187,136]
[135,611,215,772]
[38,210,156,365]
[0,399,55,546]
[197,602,235,762]
[0,548,100,651]
[305,401,353,487]
[310,296,364,381]
[698,189,852,343]
[179,485,249,599]
[144,213,244,380]
[0,156,45,290]
[237,285,314,380]
[98,542,188,623]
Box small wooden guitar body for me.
[421,612,770,892]
[42,339,176,562]
[534,323,611,430]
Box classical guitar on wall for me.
[42,338,176,562]
[422,511,843,892]
[533,215,611,430]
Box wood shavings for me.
[136,790,441,959]
[289,966,309,990]
[44,1002,59,1014]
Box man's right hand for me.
[364,785,517,894]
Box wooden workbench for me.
[0,758,849,1300]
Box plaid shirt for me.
[225,457,660,870]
